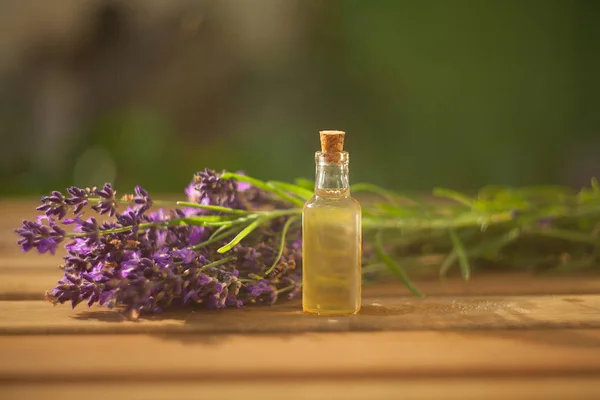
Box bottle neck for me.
[314,151,350,196]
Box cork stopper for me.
[320,130,345,153]
[319,130,346,163]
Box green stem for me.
[214,208,301,254]
[448,228,471,280]
[363,211,513,231]
[176,202,250,215]
[432,187,473,207]
[374,230,423,297]
[351,183,399,205]
[68,222,167,238]
[217,218,266,253]
[87,197,177,207]
[220,172,305,207]
[209,224,234,240]
[276,283,298,294]
[264,216,299,275]
[199,256,234,271]
[189,226,245,250]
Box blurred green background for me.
[1,0,599,197]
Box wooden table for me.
[1,199,600,399]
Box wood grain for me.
[4,377,600,400]
[1,294,599,334]
[2,378,600,400]
[1,330,600,381]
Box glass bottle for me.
[302,130,362,315]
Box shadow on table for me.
[69,293,600,350]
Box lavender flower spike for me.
[91,183,117,216]
[36,190,68,220]
[15,217,66,254]
[65,186,89,214]
[133,185,152,214]
[192,168,244,208]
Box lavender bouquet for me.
[15,169,308,319]
[14,168,600,319]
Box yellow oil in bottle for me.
[302,189,362,315]
[302,130,362,315]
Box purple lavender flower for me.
[133,185,152,214]
[185,182,203,204]
[73,216,100,245]
[117,209,141,230]
[191,168,244,209]
[243,280,278,305]
[234,170,252,191]
[92,183,117,216]
[180,261,240,310]
[233,246,263,273]
[36,191,68,220]
[65,186,89,214]
[148,208,167,223]
[25,171,306,320]
[171,248,196,264]
[15,217,66,254]
[278,273,301,300]
[290,239,303,268]
[46,275,83,308]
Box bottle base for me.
[302,306,361,316]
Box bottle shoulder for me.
[304,194,361,210]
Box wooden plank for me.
[2,378,600,400]
[1,330,600,381]
[1,295,599,334]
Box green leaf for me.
[220,172,305,207]
[217,218,266,253]
[374,230,423,297]
[267,181,313,200]
[448,228,471,280]
[373,203,423,217]
[472,228,520,259]
[351,183,399,204]
[209,224,232,240]
[202,215,258,228]
[199,256,234,271]
[441,228,519,276]
[532,228,599,245]
[264,216,299,275]
[191,225,246,250]
[433,188,473,208]
[176,202,249,215]
[178,215,241,226]
[439,250,458,277]
[294,178,314,190]
[477,185,512,199]
[202,219,252,227]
